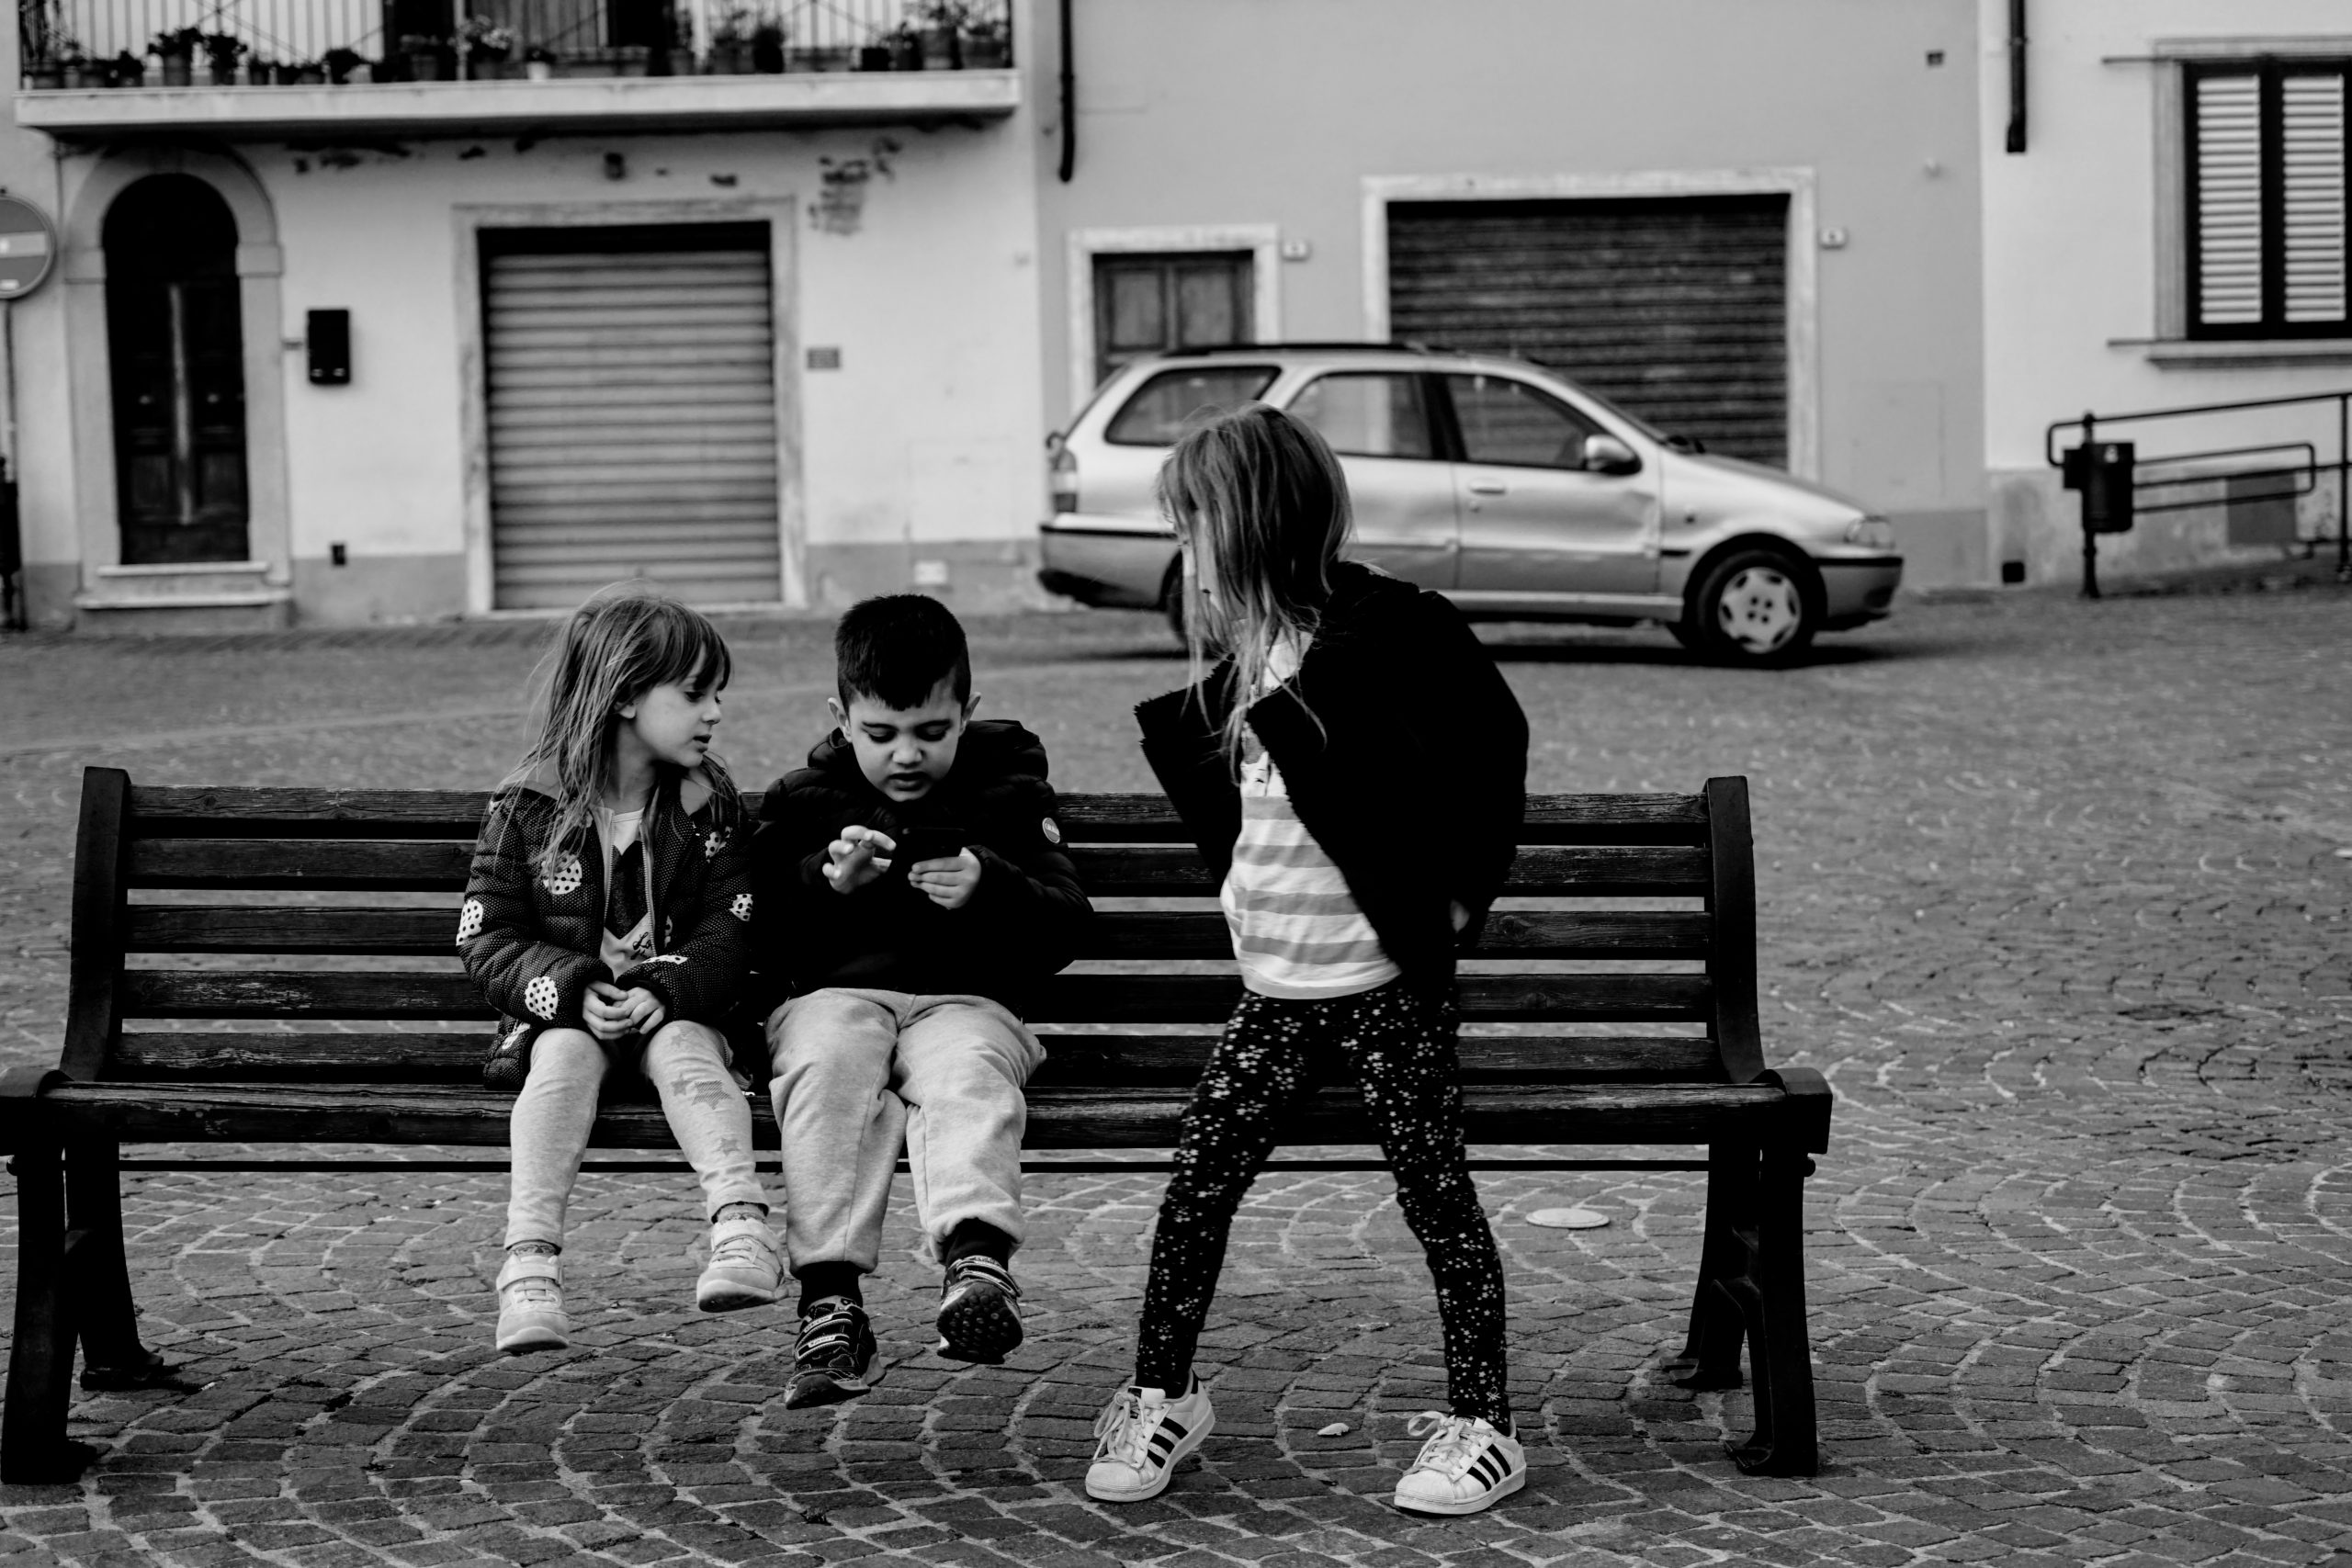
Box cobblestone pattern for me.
[2,590,2349,1568]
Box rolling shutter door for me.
[485,226,782,609]
[1387,196,1789,466]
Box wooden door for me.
[1093,252,1252,386]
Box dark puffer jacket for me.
[459,766,755,1080]
[1136,559,1528,997]
[749,719,1091,1014]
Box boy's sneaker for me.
[1392,1412,1526,1516]
[1084,1377,1215,1502]
[784,1297,883,1410]
[696,1216,782,1312]
[935,1255,1023,1361]
[494,1252,569,1355]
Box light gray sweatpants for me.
[505,1020,769,1249]
[765,988,1044,1273]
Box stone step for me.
[75,561,292,632]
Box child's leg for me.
[505,1028,612,1249]
[1336,984,1510,1430]
[765,989,907,1299]
[639,1020,765,1219]
[1133,991,1327,1393]
[890,997,1044,1260]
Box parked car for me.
[1036,344,1903,663]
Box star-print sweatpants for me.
[1132,979,1511,1428]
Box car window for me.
[1447,374,1602,469]
[1103,366,1279,446]
[1288,372,1436,459]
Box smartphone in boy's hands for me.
[890,826,966,876]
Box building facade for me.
[1981,0,2352,584]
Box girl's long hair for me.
[1155,402,1352,765]
[506,584,740,878]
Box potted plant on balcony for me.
[913,2,964,69]
[400,33,449,81]
[107,51,145,85]
[57,42,98,88]
[152,26,200,85]
[888,20,922,70]
[458,17,514,79]
[523,44,557,80]
[707,9,753,73]
[962,6,1008,67]
[324,47,364,84]
[750,18,785,73]
[200,32,246,85]
[25,39,68,89]
[856,25,892,71]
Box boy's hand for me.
[824,825,896,894]
[910,847,982,910]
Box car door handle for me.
[1467,481,1508,495]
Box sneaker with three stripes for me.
[1391,1412,1526,1515]
[1083,1376,1215,1502]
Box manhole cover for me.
[1527,1207,1611,1230]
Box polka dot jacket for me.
[458,767,756,1076]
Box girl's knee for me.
[644,1020,733,1081]
[525,1029,607,1087]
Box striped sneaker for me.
[1392,1412,1526,1515]
[1083,1377,1214,1502]
[935,1255,1023,1362]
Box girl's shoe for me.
[696,1215,783,1312]
[494,1252,569,1354]
[1392,1412,1526,1516]
[1084,1376,1214,1502]
[935,1254,1023,1361]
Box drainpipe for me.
[2006,0,2028,153]
[1057,0,1076,182]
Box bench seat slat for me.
[43,1079,1794,1148]
[127,787,1707,845]
[123,906,1713,962]
[119,970,1710,1023]
[124,840,1710,897]
[105,1030,1727,1085]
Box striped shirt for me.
[1220,636,1400,999]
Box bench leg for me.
[2,1145,95,1483]
[1676,1142,1753,1392]
[66,1140,171,1392]
[1724,1146,1820,1477]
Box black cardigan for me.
[1135,560,1529,996]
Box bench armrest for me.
[1763,1066,1832,1155]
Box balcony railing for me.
[20,0,1009,83]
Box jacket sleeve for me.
[965,784,1094,977]
[1135,680,1243,884]
[458,796,607,1030]
[1406,591,1527,942]
[616,808,755,1028]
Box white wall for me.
[1979,0,2352,582]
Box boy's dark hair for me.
[835,594,972,711]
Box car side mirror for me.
[1582,434,1641,475]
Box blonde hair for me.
[507,584,740,877]
[1155,402,1352,764]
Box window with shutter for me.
[2187,60,2350,338]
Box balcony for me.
[14,0,1018,135]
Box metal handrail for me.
[2046,389,2352,588]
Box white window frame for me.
[1066,225,1282,414]
[1360,169,1820,480]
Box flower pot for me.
[890,34,922,70]
[295,65,324,85]
[27,65,65,89]
[207,62,236,85]
[159,54,192,85]
[921,26,959,69]
[663,47,695,76]
[273,62,301,85]
[790,45,851,72]
[616,45,650,76]
[963,39,1008,67]
[562,51,617,77]
[708,42,752,74]
[857,44,891,71]
[68,62,107,87]
[750,37,784,73]
[524,58,554,80]
[405,48,446,81]
[464,49,508,79]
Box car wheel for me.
[1688,549,1817,665]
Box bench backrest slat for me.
[73,768,1758,1090]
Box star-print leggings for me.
[1132,979,1511,1428]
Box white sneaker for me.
[495,1251,569,1354]
[1392,1412,1526,1515]
[696,1215,783,1312]
[1084,1377,1215,1502]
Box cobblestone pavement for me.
[3,587,2350,1568]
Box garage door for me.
[484,223,783,609]
[1386,196,1789,466]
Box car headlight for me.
[1843,515,1895,550]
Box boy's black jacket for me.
[1135,559,1529,996]
[749,719,1092,1013]
[459,767,754,1060]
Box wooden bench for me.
[1,766,1830,1483]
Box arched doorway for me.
[104,175,250,564]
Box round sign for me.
[0,197,57,300]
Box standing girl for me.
[1085,405,1531,1515]
[460,589,780,1354]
